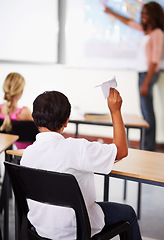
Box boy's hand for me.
[107,88,122,113]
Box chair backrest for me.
[0,119,39,142]
[4,162,91,240]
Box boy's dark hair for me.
[143,2,164,31]
[32,91,71,131]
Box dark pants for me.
[98,202,142,240]
[139,72,159,151]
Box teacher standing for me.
[104,1,164,151]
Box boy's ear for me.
[63,118,69,128]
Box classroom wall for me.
[0,63,164,143]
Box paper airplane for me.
[95,76,117,98]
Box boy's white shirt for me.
[21,132,117,240]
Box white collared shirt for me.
[21,132,117,239]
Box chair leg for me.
[0,228,2,240]
[119,225,131,240]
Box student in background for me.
[104,1,164,151]
[0,72,33,148]
[21,89,142,240]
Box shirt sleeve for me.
[151,29,164,64]
[79,139,117,174]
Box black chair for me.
[5,161,131,240]
[0,119,39,144]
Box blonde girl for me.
[0,72,33,148]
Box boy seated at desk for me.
[21,89,142,240]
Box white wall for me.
[0,0,58,63]
[0,63,164,143]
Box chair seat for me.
[92,221,131,240]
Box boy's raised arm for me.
[107,88,128,160]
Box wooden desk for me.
[9,147,164,185]
[69,114,149,148]
[0,133,19,240]
[111,148,164,186]
[71,113,149,129]
[0,133,19,154]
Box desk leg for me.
[103,175,109,201]
[137,182,142,219]
[123,180,127,200]
[140,127,145,150]
[75,123,79,138]
[123,128,130,200]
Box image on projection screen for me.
[0,0,58,63]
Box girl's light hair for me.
[0,72,25,131]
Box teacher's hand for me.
[140,82,149,97]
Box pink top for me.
[0,104,32,149]
[128,21,164,72]
[0,104,25,120]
